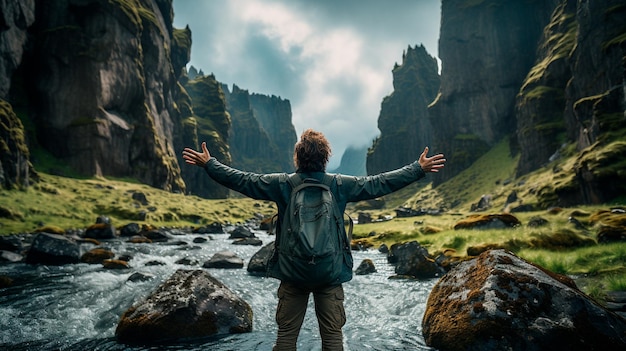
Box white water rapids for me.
[0,228,437,350]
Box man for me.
[182,129,445,350]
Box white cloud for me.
[173,0,440,168]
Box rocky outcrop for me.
[223,84,283,172]
[5,0,189,191]
[0,0,35,98]
[0,100,37,189]
[249,92,297,172]
[429,0,556,184]
[423,249,626,350]
[181,74,230,198]
[116,269,252,344]
[367,45,439,174]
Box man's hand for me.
[418,147,446,173]
[182,142,211,167]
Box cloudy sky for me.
[172,0,441,168]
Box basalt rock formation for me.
[367,45,440,175]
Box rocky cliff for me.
[223,84,294,173]
[423,0,626,204]
[249,92,297,172]
[429,0,556,184]
[367,45,440,175]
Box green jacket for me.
[203,158,426,284]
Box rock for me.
[25,233,80,265]
[80,248,115,264]
[115,269,253,344]
[0,250,23,262]
[228,226,255,239]
[119,223,141,237]
[247,242,274,275]
[422,250,626,350]
[127,272,155,283]
[0,275,14,288]
[84,223,116,239]
[0,235,23,252]
[232,238,263,246]
[140,229,168,242]
[192,236,209,243]
[102,259,130,269]
[454,213,521,230]
[128,235,152,244]
[597,225,626,243]
[395,207,426,218]
[131,191,149,205]
[527,216,549,227]
[391,241,445,279]
[378,243,389,254]
[357,212,372,224]
[354,259,376,275]
[193,222,224,234]
[176,257,200,266]
[203,250,244,269]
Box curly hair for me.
[293,129,331,172]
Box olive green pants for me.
[273,282,346,351]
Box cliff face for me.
[0,0,36,189]
[249,92,297,172]
[23,0,186,191]
[182,74,230,199]
[430,0,556,184]
[429,0,626,203]
[223,84,285,173]
[367,45,440,175]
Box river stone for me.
[247,242,274,275]
[354,259,376,275]
[25,233,80,265]
[422,249,626,350]
[392,241,445,279]
[115,269,253,344]
[203,250,244,269]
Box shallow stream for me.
[0,229,437,350]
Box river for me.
[0,228,437,350]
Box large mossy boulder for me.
[422,249,626,350]
[116,269,252,344]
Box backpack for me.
[267,173,353,288]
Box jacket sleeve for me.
[338,160,425,202]
[203,158,285,201]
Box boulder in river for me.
[25,233,80,265]
[116,269,253,344]
[422,249,626,350]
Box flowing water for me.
[0,229,437,350]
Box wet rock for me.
[422,250,626,351]
[0,275,14,288]
[192,236,209,243]
[193,222,224,234]
[453,213,521,230]
[81,248,115,264]
[354,259,376,275]
[141,229,169,242]
[391,241,444,279]
[115,269,253,344]
[247,242,274,275]
[0,235,23,252]
[0,250,23,262]
[127,272,155,282]
[228,226,255,239]
[119,223,141,237]
[378,243,389,254]
[84,223,116,239]
[203,250,244,269]
[232,238,263,246]
[103,259,130,269]
[358,212,372,224]
[25,233,80,265]
[128,235,152,244]
[176,257,200,266]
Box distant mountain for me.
[330,145,368,176]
